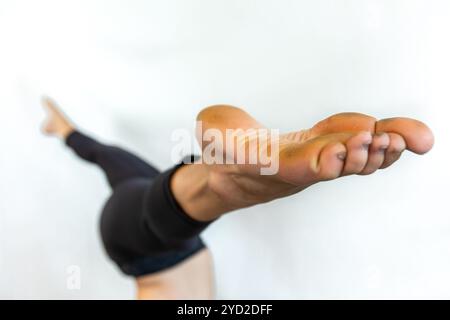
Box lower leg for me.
[41,97,160,188]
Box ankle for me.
[171,163,237,221]
[60,125,75,140]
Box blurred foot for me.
[41,97,75,139]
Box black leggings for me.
[66,131,212,277]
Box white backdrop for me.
[0,0,449,299]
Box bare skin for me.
[136,249,215,300]
[41,97,75,139]
[42,99,434,299]
[172,105,434,222]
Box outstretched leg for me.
[41,97,215,300]
[42,97,160,188]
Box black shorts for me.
[66,131,214,277]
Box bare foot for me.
[41,97,75,139]
[172,105,434,221]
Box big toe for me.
[376,117,434,155]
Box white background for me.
[0,0,449,299]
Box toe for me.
[277,132,352,185]
[342,131,372,175]
[42,96,58,113]
[380,133,406,169]
[317,142,347,180]
[376,117,434,154]
[359,132,390,175]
